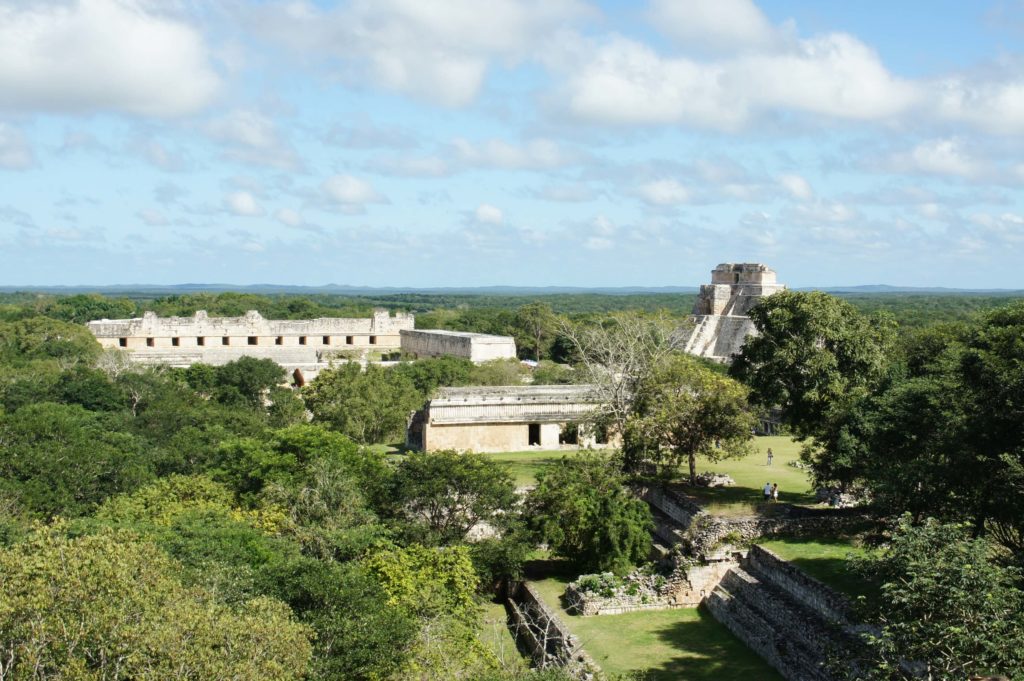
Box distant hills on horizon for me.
[1,283,1023,296]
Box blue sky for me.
[1,0,1023,288]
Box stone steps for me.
[721,566,844,661]
[706,562,845,681]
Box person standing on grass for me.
[763,482,772,500]
[771,483,779,502]
[767,447,774,466]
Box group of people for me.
[763,481,780,502]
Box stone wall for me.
[87,309,412,368]
[638,483,871,556]
[507,582,602,680]
[411,384,615,453]
[746,545,852,625]
[687,513,872,556]
[423,422,538,452]
[703,545,862,681]
[565,557,737,615]
[399,328,516,363]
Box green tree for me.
[0,316,102,365]
[41,293,137,324]
[304,362,422,444]
[0,403,150,517]
[365,543,497,679]
[391,356,475,396]
[0,527,312,680]
[386,450,517,543]
[214,356,287,407]
[730,290,895,440]
[263,557,417,680]
[525,454,653,575]
[625,353,756,482]
[514,302,558,361]
[851,516,1024,680]
[273,456,390,561]
[468,358,530,385]
[730,291,896,491]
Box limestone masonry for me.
[87,309,516,374]
[399,328,516,362]
[406,384,613,453]
[684,263,786,362]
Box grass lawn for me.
[483,448,614,487]
[758,536,878,601]
[529,577,783,681]
[477,598,530,673]
[681,435,817,514]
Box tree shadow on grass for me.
[633,606,785,681]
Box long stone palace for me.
[87,309,516,378]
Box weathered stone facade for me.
[399,328,516,363]
[637,484,870,557]
[684,263,786,362]
[704,546,863,681]
[407,385,615,453]
[87,309,413,376]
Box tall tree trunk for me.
[689,452,697,485]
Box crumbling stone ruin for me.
[684,263,786,362]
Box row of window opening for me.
[124,335,377,348]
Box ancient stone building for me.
[87,309,414,376]
[399,329,516,363]
[406,384,615,453]
[684,263,786,362]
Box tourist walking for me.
[771,483,779,502]
[763,482,772,500]
[767,447,774,466]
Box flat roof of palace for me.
[400,329,513,340]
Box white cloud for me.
[453,138,577,170]
[561,29,918,129]
[892,138,984,179]
[322,175,385,208]
[275,208,304,228]
[584,236,613,250]
[0,0,218,116]
[967,212,1024,247]
[0,123,34,169]
[246,0,591,106]
[224,191,264,217]
[933,72,1024,135]
[636,179,691,206]
[475,203,504,225]
[647,0,782,53]
[205,110,301,170]
[778,174,814,200]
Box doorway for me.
[528,423,541,446]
